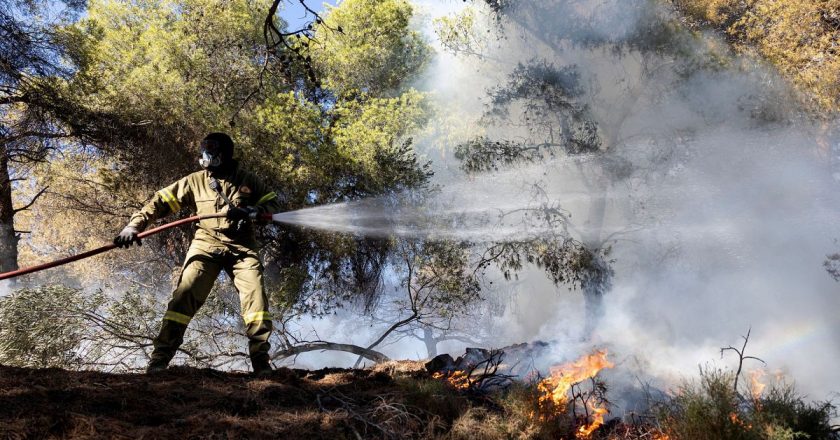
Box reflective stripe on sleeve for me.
[159,188,181,213]
[243,311,271,325]
[256,192,277,206]
[163,310,192,325]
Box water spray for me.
[0,202,556,282]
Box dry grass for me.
[372,359,428,375]
[0,362,835,439]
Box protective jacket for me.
[132,162,281,369]
[127,162,280,248]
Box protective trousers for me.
[150,240,272,367]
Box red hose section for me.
[0,213,226,282]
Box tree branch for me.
[272,341,390,363]
[720,328,766,394]
[12,185,49,213]
[0,93,28,106]
[365,310,419,354]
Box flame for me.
[533,350,615,438]
[729,412,739,424]
[577,405,609,437]
[748,369,766,400]
[729,412,753,430]
[433,370,471,390]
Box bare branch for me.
[272,341,390,363]
[364,310,419,354]
[1,130,71,147]
[12,185,49,213]
[720,328,766,394]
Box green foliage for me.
[433,7,483,56]
[658,366,839,440]
[57,0,274,185]
[0,0,91,272]
[483,62,600,155]
[73,0,265,113]
[3,0,442,352]
[54,0,433,197]
[405,240,482,320]
[660,367,756,440]
[10,0,437,315]
[432,5,507,61]
[311,0,429,96]
[247,88,432,203]
[0,285,103,368]
[332,90,430,181]
[757,385,839,440]
[455,138,554,173]
[0,283,261,371]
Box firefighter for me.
[114,132,281,375]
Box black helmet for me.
[199,132,234,170]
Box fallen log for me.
[273,342,390,363]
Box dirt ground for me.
[0,362,435,439]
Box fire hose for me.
[0,213,233,282]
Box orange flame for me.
[748,369,766,400]
[433,370,471,390]
[729,412,753,430]
[729,412,739,424]
[577,405,609,437]
[533,350,615,438]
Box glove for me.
[114,226,141,248]
[227,206,256,221]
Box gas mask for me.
[198,141,223,170]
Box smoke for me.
[0,281,12,298]
[6,3,836,411]
[409,0,840,404]
[282,0,840,406]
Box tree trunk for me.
[0,143,18,274]
[579,173,611,337]
[422,326,438,358]
[581,251,612,337]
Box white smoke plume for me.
[421,0,840,403]
[283,0,840,409]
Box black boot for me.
[146,357,170,375]
[251,356,272,377]
[147,320,187,374]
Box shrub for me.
[658,366,839,440]
[0,285,103,368]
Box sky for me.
[280,0,339,32]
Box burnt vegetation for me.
[1,343,837,439]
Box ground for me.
[7,360,825,439]
[0,361,444,439]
